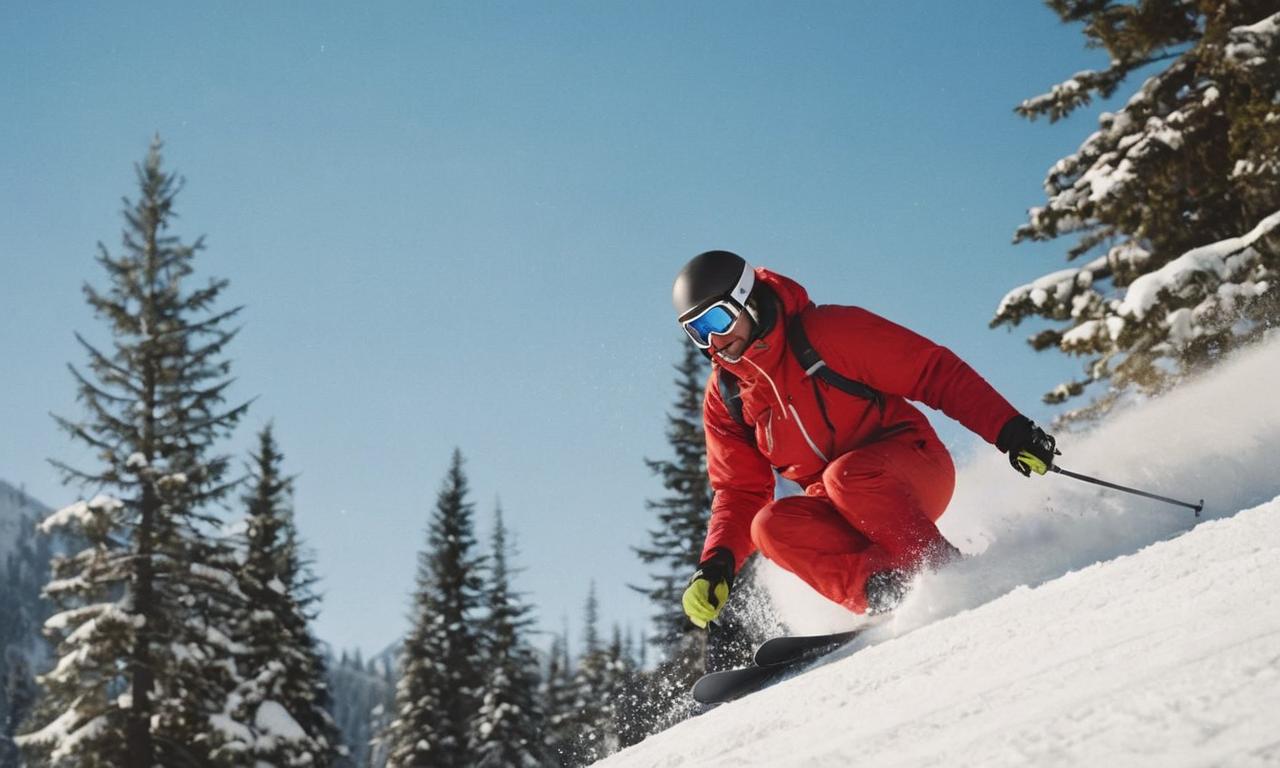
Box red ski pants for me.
[750,436,956,614]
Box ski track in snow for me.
[599,332,1280,767]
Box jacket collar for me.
[713,267,811,387]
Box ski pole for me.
[1049,464,1204,516]
[704,620,717,674]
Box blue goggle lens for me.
[683,304,736,347]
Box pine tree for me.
[605,625,645,750]
[993,2,1280,424]
[566,583,613,765]
[363,705,392,768]
[469,505,551,767]
[19,138,250,768]
[540,628,577,767]
[382,449,484,768]
[633,343,712,658]
[215,425,342,766]
[362,654,397,768]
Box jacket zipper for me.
[740,354,789,420]
[787,397,829,463]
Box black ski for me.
[692,623,883,705]
[691,658,802,704]
[752,627,869,666]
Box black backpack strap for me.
[716,368,755,444]
[787,315,885,414]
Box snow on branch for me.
[15,706,111,763]
[39,495,124,533]
[1061,316,1127,350]
[996,267,1092,317]
[1119,208,1280,320]
[255,700,308,744]
[1016,65,1129,122]
[189,561,248,602]
[994,253,1111,322]
[1015,57,1201,244]
[1225,12,1280,68]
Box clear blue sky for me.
[1,2,1114,657]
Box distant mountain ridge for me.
[0,479,49,563]
[1,478,54,764]
[326,640,398,768]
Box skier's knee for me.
[750,504,786,556]
[821,451,883,493]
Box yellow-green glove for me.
[997,414,1060,477]
[682,548,735,629]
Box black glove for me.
[682,548,735,629]
[997,415,1059,477]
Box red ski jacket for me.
[701,268,1018,568]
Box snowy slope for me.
[605,499,1280,767]
[600,333,1280,767]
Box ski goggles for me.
[681,300,742,349]
[678,262,756,348]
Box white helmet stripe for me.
[730,260,755,305]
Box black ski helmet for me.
[672,250,756,322]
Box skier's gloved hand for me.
[997,414,1059,477]
[682,548,735,629]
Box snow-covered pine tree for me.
[469,505,551,768]
[566,583,613,764]
[540,628,577,767]
[993,2,1280,424]
[633,342,712,665]
[18,138,251,768]
[214,425,342,766]
[361,655,397,768]
[605,625,646,750]
[382,449,485,768]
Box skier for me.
[676,250,1058,628]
